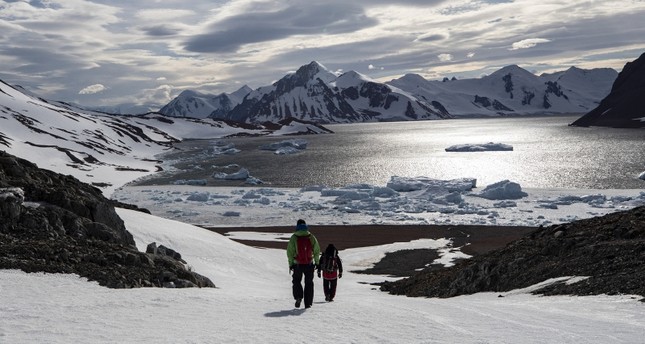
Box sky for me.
[1,0,644,112]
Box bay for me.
[142,115,645,190]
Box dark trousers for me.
[292,264,315,307]
[323,278,338,300]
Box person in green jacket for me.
[287,219,320,309]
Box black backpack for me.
[323,252,337,272]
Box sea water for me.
[144,115,645,190]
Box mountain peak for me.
[294,61,334,80]
[492,64,533,77]
[178,89,200,98]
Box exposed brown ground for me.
[205,224,537,257]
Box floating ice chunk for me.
[580,194,606,204]
[259,139,308,155]
[300,185,326,192]
[494,200,517,208]
[253,197,271,205]
[222,211,241,217]
[371,187,399,198]
[211,142,240,155]
[242,192,262,199]
[245,176,264,185]
[610,195,632,203]
[445,142,513,152]
[274,147,301,155]
[172,179,208,186]
[186,192,210,202]
[213,168,250,180]
[537,203,558,209]
[386,176,476,192]
[638,171,645,180]
[473,180,528,200]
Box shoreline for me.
[204,224,537,255]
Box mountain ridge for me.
[159,61,617,122]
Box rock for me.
[381,206,645,300]
[571,52,645,128]
[0,150,215,289]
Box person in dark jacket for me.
[286,219,320,309]
[317,243,343,302]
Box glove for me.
[339,272,343,279]
[289,264,295,273]
[317,270,321,278]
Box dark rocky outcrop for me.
[0,150,215,288]
[571,52,645,128]
[381,206,645,300]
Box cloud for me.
[416,33,446,42]
[183,2,378,53]
[510,38,551,50]
[79,84,107,95]
[140,25,181,37]
[1,0,645,111]
[438,53,453,62]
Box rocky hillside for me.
[571,52,645,128]
[0,150,214,288]
[381,205,645,300]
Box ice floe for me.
[445,142,513,152]
[259,139,308,155]
[113,176,645,228]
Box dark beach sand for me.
[205,224,537,257]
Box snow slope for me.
[1,208,643,343]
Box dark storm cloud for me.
[183,3,378,53]
[141,25,181,37]
[416,34,446,42]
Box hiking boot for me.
[295,298,302,308]
[305,304,311,309]
[325,296,330,302]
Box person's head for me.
[296,219,308,231]
[325,244,336,256]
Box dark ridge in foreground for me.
[0,150,214,288]
[571,51,645,128]
[381,206,645,300]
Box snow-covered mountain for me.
[0,80,325,195]
[389,65,617,117]
[159,61,616,123]
[159,85,252,119]
[213,61,447,123]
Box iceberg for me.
[445,142,513,152]
[259,139,308,155]
[473,180,528,200]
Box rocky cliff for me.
[0,150,215,288]
[571,52,645,128]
